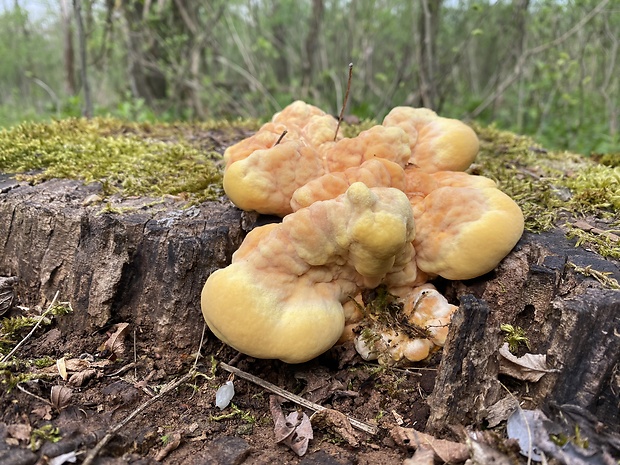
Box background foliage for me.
[0,0,618,155]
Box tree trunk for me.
[1,160,618,435]
[59,0,76,96]
[415,0,442,109]
[73,0,92,117]
[301,0,324,98]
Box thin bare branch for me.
[82,370,196,465]
[334,63,353,141]
[219,361,378,436]
[1,291,59,363]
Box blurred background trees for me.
[0,0,617,154]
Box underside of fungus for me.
[201,100,525,365]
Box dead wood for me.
[427,228,620,434]
[0,178,254,369]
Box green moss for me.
[0,117,259,202]
[593,153,620,167]
[473,123,620,236]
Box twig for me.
[274,130,288,146]
[82,369,196,465]
[334,63,353,141]
[16,383,52,405]
[1,291,59,363]
[193,322,207,369]
[219,361,378,435]
[133,329,137,379]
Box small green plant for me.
[501,324,531,354]
[30,425,61,451]
[567,262,620,289]
[550,424,589,450]
[210,403,256,424]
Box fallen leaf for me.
[40,358,90,376]
[155,431,182,461]
[310,409,359,447]
[403,446,434,465]
[467,437,514,464]
[506,408,548,461]
[7,423,31,441]
[31,404,53,421]
[100,322,130,358]
[507,407,619,464]
[269,396,313,457]
[57,357,68,380]
[50,385,73,411]
[0,276,17,316]
[215,380,235,410]
[64,358,91,371]
[390,426,469,463]
[498,343,554,382]
[67,368,98,387]
[49,451,78,465]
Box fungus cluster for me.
[201,101,524,365]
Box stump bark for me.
[0,177,255,369]
[427,228,620,433]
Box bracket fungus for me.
[201,182,416,363]
[201,101,524,365]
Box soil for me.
[1,123,619,465]
[1,327,434,464]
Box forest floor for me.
[0,119,618,465]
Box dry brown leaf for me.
[64,358,92,371]
[269,396,313,457]
[403,446,435,465]
[68,368,99,387]
[498,343,554,382]
[32,404,53,421]
[50,385,73,411]
[100,322,130,358]
[7,423,31,441]
[311,409,359,447]
[154,431,182,461]
[391,426,469,463]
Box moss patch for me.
[1,117,617,257]
[0,117,259,202]
[472,123,619,232]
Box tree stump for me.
[1,168,618,435]
[0,176,255,369]
[427,228,620,433]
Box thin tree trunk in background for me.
[60,0,76,96]
[73,0,92,117]
[513,0,530,132]
[271,2,290,86]
[301,0,324,98]
[602,15,618,139]
[416,0,442,109]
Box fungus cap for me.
[413,186,525,280]
[383,106,479,173]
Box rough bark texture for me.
[427,229,620,434]
[0,177,254,369]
